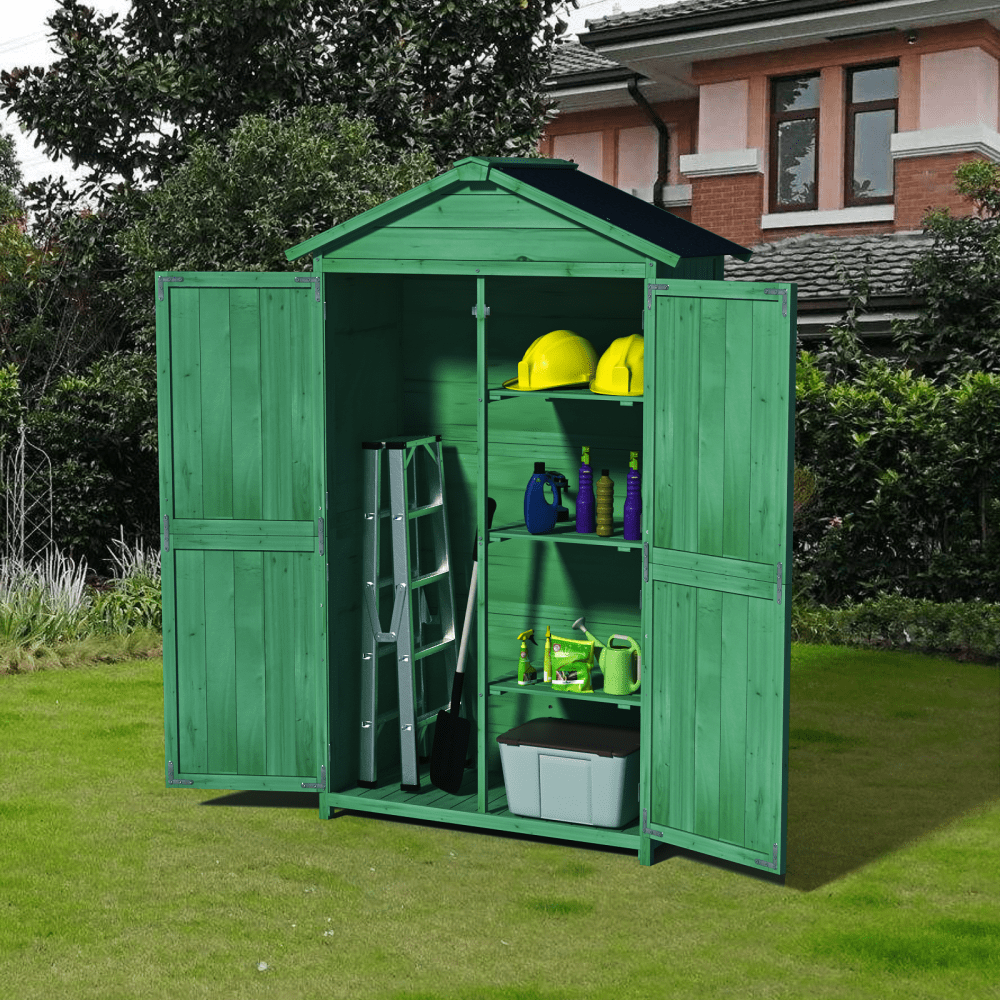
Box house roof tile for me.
[725,231,934,301]
[586,0,842,33]
[550,39,625,78]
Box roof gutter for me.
[627,75,670,209]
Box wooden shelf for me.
[489,385,643,405]
[490,676,640,709]
[490,520,642,550]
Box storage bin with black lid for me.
[497,718,640,828]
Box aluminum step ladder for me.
[359,434,458,792]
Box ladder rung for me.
[411,566,449,589]
[413,636,456,661]
[415,705,448,726]
[407,501,443,520]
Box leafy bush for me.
[795,354,1000,603]
[792,595,1000,664]
[2,351,159,573]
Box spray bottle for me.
[543,625,553,683]
[576,445,596,534]
[623,451,642,541]
[596,469,614,537]
[517,629,538,686]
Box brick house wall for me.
[546,18,1000,246]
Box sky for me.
[0,0,664,187]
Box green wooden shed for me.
[155,156,795,872]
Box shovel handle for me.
[452,498,497,710]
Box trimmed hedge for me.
[792,595,1000,664]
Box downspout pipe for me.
[627,75,670,209]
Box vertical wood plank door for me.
[641,280,794,873]
[156,273,327,792]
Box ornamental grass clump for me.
[0,548,90,649]
[85,528,161,636]
[0,531,162,673]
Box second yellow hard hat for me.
[590,334,644,396]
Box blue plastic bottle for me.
[623,451,642,541]
[576,445,596,534]
[524,462,559,534]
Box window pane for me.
[853,108,895,198]
[773,75,820,113]
[776,118,817,206]
[851,65,898,103]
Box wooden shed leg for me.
[639,835,655,866]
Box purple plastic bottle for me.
[576,445,596,534]
[623,450,642,541]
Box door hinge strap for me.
[162,514,170,553]
[755,843,779,870]
[776,562,782,604]
[642,808,663,838]
[295,275,321,302]
[643,542,649,582]
[302,764,327,790]
[646,283,670,310]
[157,275,183,301]
[764,287,788,317]
[471,304,491,318]
[318,517,325,556]
[167,761,193,786]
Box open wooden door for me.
[156,272,328,793]
[640,279,794,873]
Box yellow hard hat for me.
[502,330,598,391]
[590,334,644,396]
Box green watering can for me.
[571,617,641,696]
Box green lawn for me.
[1,645,997,999]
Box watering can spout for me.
[571,616,602,647]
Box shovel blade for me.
[430,708,471,794]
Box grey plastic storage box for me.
[497,718,641,828]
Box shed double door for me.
[157,272,328,792]
[641,280,794,873]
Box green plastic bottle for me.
[596,469,614,537]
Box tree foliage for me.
[892,159,1000,379]
[116,104,434,342]
[1,0,571,194]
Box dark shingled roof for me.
[493,162,753,261]
[725,232,934,301]
[585,0,845,33]
[589,0,752,30]
[549,39,626,78]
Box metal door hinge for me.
[162,514,170,553]
[295,275,321,302]
[764,287,788,317]
[646,283,669,309]
[643,542,649,582]
[471,304,491,318]
[302,764,327,790]
[167,761,193,786]
[755,843,779,870]
[776,562,782,604]
[318,517,325,556]
[642,808,663,838]
[157,275,183,301]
